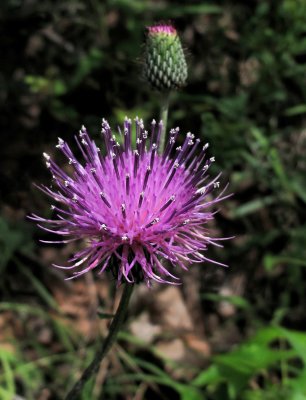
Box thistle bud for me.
[144,24,188,91]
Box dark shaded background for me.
[1,1,306,399]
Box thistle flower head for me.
[31,118,229,285]
[144,23,188,91]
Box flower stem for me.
[65,283,134,400]
[159,92,170,153]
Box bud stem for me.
[159,93,170,153]
[65,283,134,399]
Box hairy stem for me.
[159,93,170,153]
[65,283,134,399]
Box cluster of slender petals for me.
[30,117,230,286]
[147,25,177,35]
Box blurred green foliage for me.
[1,0,306,398]
[193,326,306,399]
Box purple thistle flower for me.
[30,117,230,286]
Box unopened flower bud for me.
[144,23,188,91]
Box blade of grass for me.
[0,352,15,396]
[14,257,60,312]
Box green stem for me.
[65,283,134,400]
[159,93,170,153]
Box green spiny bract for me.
[144,24,188,91]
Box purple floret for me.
[30,117,230,285]
[147,24,177,35]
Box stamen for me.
[100,192,111,208]
[135,117,141,141]
[110,136,116,151]
[162,127,179,164]
[112,153,119,179]
[145,217,160,228]
[160,195,176,212]
[150,119,156,150]
[126,174,130,195]
[164,162,179,188]
[138,192,144,208]
[190,143,209,171]
[101,127,109,154]
[124,128,129,152]
[150,144,157,170]
[136,138,142,157]
[116,143,124,167]
[143,166,151,191]
[184,138,200,165]
[187,166,207,187]
[56,138,64,149]
[189,142,209,172]
[121,203,126,219]
[134,150,139,178]
[177,132,195,163]
[102,118,110,130]
[97,149,107,174]
[155,120,163,149]
[168,146,182,172]
[197,186,206,195]
[140,130,148,158]
[124,118,132,152]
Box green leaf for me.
[192,326,302,397]
[192,365,220,387]
[284,104,306,116]
[290,177,306,203]
[201,293,251,310]
[53,79,68,96]
[264,254,306,272]
[0,351,15,395]
[230,196,275,217]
